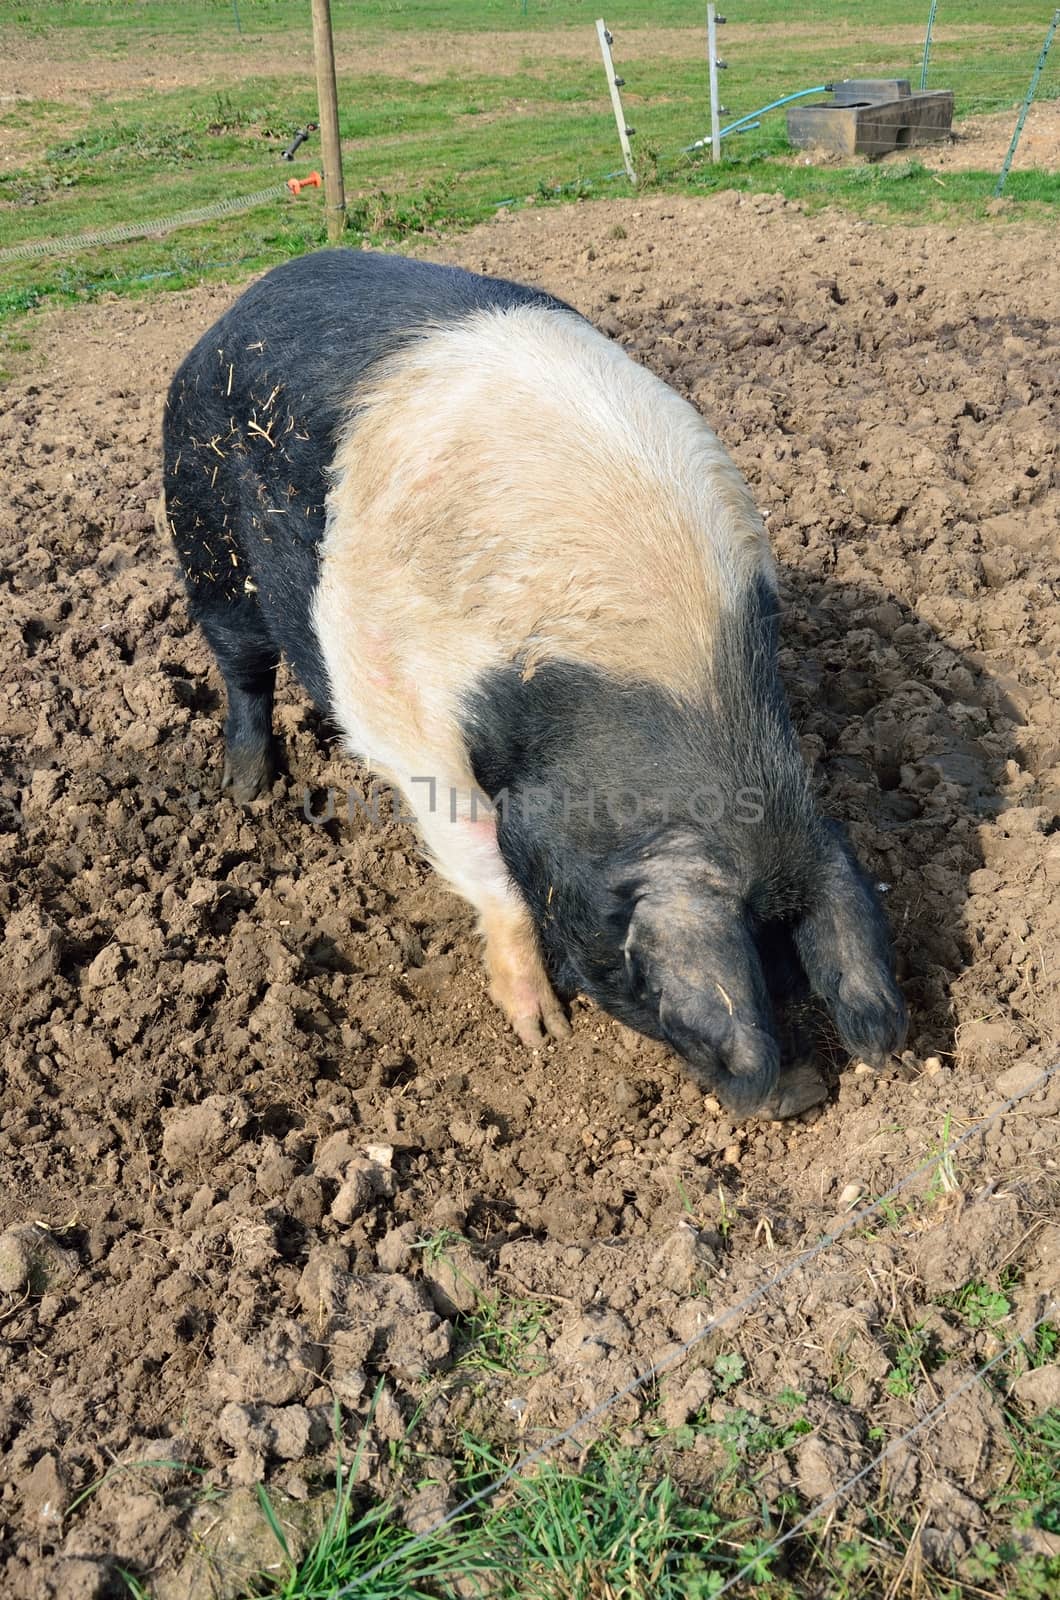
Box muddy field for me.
[1,195,1059,1598]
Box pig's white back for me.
[314,303,772,786]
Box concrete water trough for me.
[787,79,954,160]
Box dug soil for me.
[1,195,1058,1598]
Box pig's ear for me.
[793,823,907,1065]
[629,893,780,1115]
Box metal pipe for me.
[995,9,1059,196]
[920,0,939,91]
[720,85,829,137]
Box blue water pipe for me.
[683,84,830,154]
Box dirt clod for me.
[1013,1364,1060,1416]
[3,903,62,992]
[22,1453,68,1531]
[0,1226,79,1297]
[160,1094,249,1171]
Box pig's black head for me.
[463,598,906,1115]
[604,821,907,1114]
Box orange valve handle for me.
[286,170,322,196]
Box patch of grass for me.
[117,1572,151,1600]
[1,1,1057,331]
[648,1384,813,1507]
[459,1436,773,1599]
[247,1389,487,1600]
[346,179,459,241]
[411,1230,552,1379]
[813,1501,1060,1600]
[882,1321,945,1399]
[260,1459,490,1600]
[925,1111,963,1200]
[1025,1321,1060,1369]
[188,1380,1060,1600]
[411,1227,467,1267]
[247,1431,778,1599]
[967,1543,1060,1600]
[0,284,50,320]
[458,1291,552,1379]
[856,1198,917,1241]
[996,1406,1060,1538]
[669,147,1060,222]
[938,1278,1014,1330]
[715,1182,738,1241]
[695,1403,814,1489]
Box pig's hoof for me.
[491,975,571,1051]
[511,1003,572,1051]
[221,746,275,805]
[758,1062,829,1121]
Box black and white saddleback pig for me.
[162,250,906,1118]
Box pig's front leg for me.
[481,895,572,1049]
[412,793,570,1050]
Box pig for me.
[162,249,906,1118]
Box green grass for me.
[466,1442,756,1600]
[882,1320,944,1398]
[1,1,1058,338]
[223,1397,1060,1600]
[411,1229,553,1378]
[251,1436,773,1600]
[94,1313,1059,1600]
[258,1471,487,1600]
[4,1,1057,42]
[458,1291,552,1378]
[938,1277,1015,1330]
[1026,1321,1060,1368]
[1000,1407,1060,1539]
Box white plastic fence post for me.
[596,19,637,183]
[707,5,722,162]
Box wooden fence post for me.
[310,0,347,242]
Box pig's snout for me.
[660,993,781,1115]
[832,973,908,1069]
[629,885,782,1115]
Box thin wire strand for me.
[0,182,292,264]
[344,1057,1059,1594]
[713,1302,1059,1598]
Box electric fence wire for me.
[0,180,292,265]
[340,1057,1060,1595]
[713,1301,1058,1598]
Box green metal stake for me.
[920,0,938,91]
[996,8,1059,196]
[231,0,242,34]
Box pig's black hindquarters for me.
[162,249,575,800]
[463,580,907,1117]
